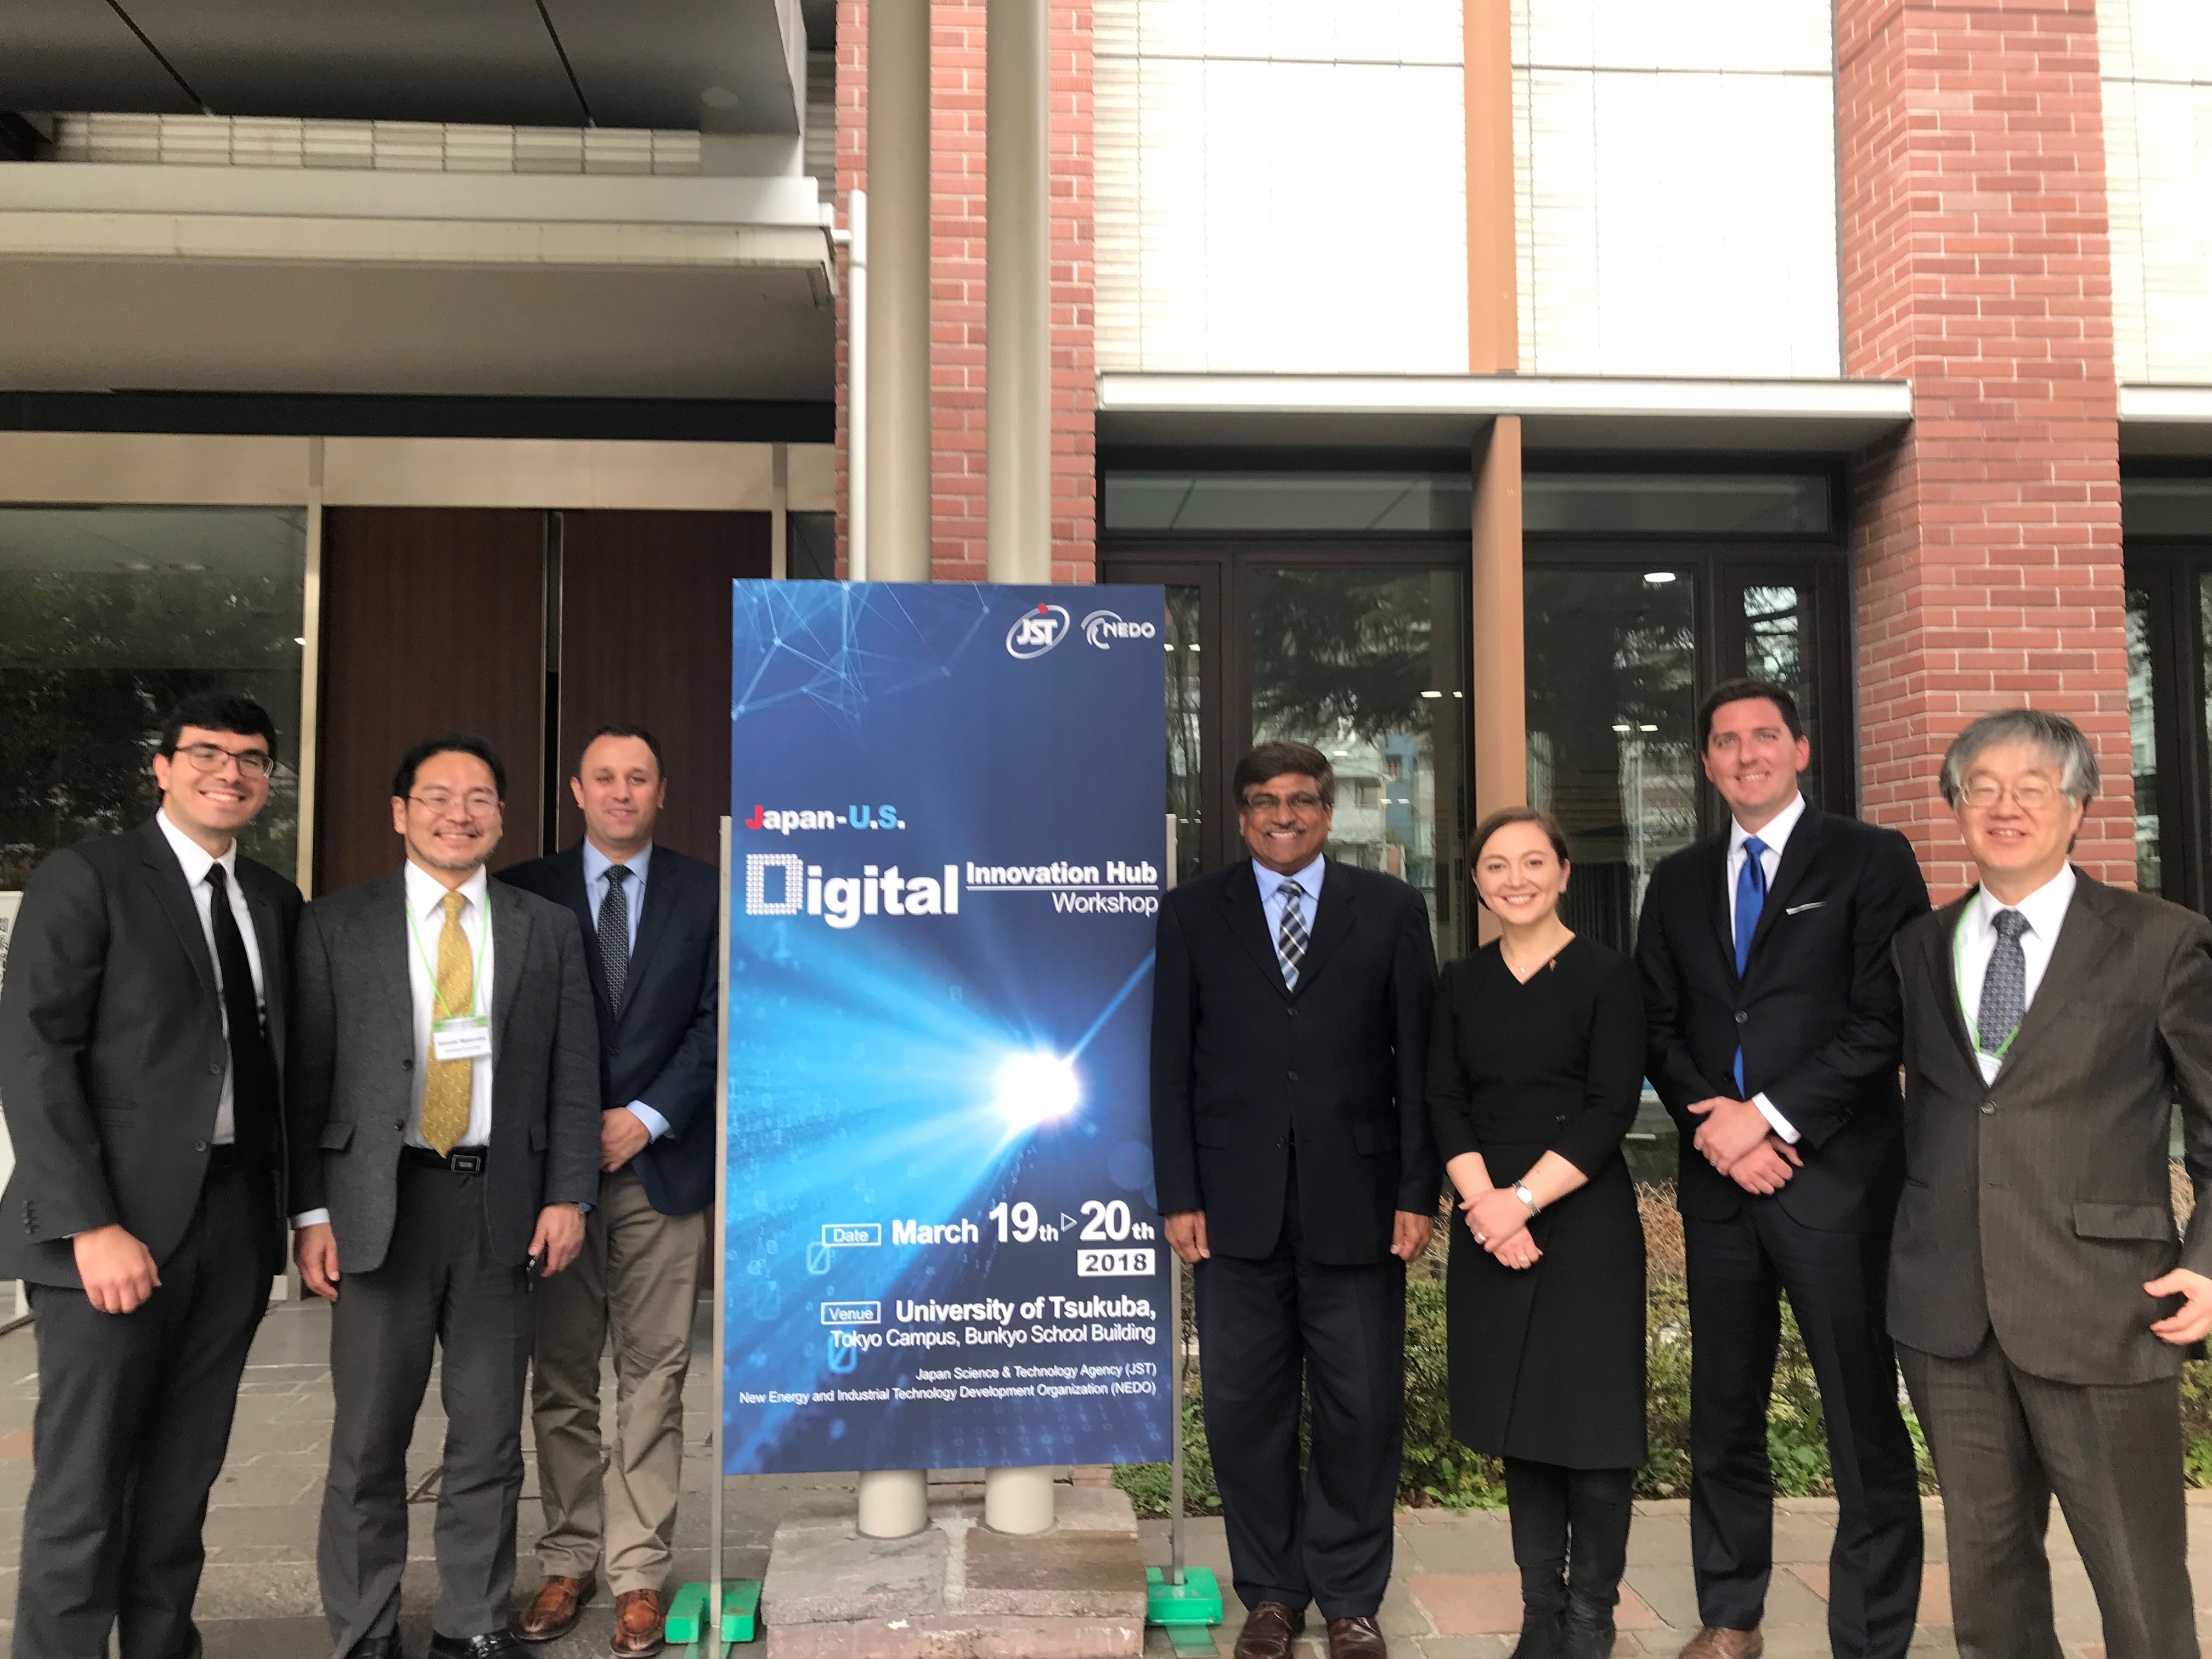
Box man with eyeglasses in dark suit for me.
[0,693,302,1659]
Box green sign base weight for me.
[1146,1565,1222,1626]
[665,1579,761,1645]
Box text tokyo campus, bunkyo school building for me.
[3,1,2212,1115]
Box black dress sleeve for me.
[1551,950,1647,1180]
[1425,960,1484,1164]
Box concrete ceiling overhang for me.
[0,0,805,133]
[0,161,836,399]
[1096,373,1916,454]
[2119,386,2212,458]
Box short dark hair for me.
[1468,805,1570,870]
[1233,740,1335,808]
[157,693,278,768]
[392,733,507,802]
[575,723,665,778]
[1697,677,1804,750]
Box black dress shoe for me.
[348,1638,402,1659]
[428,1632,526,1659]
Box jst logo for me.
[1081,609,1158,650]
[1006,603,1071,659]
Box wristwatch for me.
[1511,1183,1541,1217]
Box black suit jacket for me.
[1636,807,1930,1233]
[0,816,301,1285]
[1891,874,2212,1384]
[498,843,720,1216]
[1149,857,1440,1265]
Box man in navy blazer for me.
[498,726,720,1655]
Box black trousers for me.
[1684,1210,1921,1659]
[1503,1459,1633,1614]
[1899,1336,2196,1659]
[1193,1173,1406,1621]
[15,1158,276,1659]
[318,1162,535,1655]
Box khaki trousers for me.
[531,1167,704,1594]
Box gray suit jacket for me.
[1890,871,2212,1384]
[285,866,600,1275]
[0,817,301,1284]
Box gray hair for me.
[1938,708,2100,806]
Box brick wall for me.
[1837,0,2132,898]
[834,0,1097,584]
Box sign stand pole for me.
[1145,812,1221,1646]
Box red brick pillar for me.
[1837,0,2132,897]
[834,1,1097,584]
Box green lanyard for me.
[1951,909,2020,1062]
[405,894,487,1023]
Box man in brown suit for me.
[1891,708,2212,1659]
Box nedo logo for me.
[1081,609,1158,650]
[1006,603,1071,659]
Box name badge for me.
[432,1015,492,1062]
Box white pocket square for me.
[1785,901,1825,915]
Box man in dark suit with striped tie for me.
[1891,709,2212,1659]
[1150,740,1439,1659]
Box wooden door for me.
[315,508,547,894]
[555,510,771,863]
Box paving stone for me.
[765,1613,1144,1657]
[760,1515,949,1624]
[964,1525,1148,1618]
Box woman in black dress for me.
[1427,807,1646,1659]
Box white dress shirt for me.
[1954,864,2076,1084]
[155,809,265,1147]
[1725,791,1808,1143]
[1256,851,1326,969]
[292,861,501,1231]
[580,839,668,1142]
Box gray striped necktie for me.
[1977,908,2030,1057]
[599,864,631,1012]
[1275,881,1307,990]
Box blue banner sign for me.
[723,581,1172,1475]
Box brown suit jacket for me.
[1890,871,2212,1385]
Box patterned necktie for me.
[418,889,475,1155]
[205,865,276,1161]
[1275,880,1308,991]
[599,864,631,1012]
[1978,908,2032,1059]
[1733,836,1768,1092]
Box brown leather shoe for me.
[513,1575,594,1643]
[611,1589,666,1657]
[1233,1601,1306,1659]
[1327,1615,1389,1659]
[1678,1629,1763,1659]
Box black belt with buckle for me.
[400,1145,487,1173]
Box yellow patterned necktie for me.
[418,889,475,1155]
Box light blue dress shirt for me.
[1255,851,1327,967]
[580,840,668,1142]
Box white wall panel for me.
[2102,0,2212,383]
[1094,0,1469,374]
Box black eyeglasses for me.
[174,742,276,780]
[1242,791,1327,814]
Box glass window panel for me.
[1524,473,1831,534]
[1164,585,1204,889]
[1104,473,1474,533]
[1525,568,1701,953]
[0,507,307,888]
[787,510,837,579]
[2123,478,2212,537]
[1742,582,1824,808]
[1248,567,1469,960]
[2129,586,2162,896]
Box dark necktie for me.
[1275,881,1307,991]
[1733,836,1767,1092]
[599,865,632,1012]
[205,865,276,1161]
[1978,909,2031,1059]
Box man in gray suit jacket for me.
[289,733,600,1659]
[1891,708,2212,1659]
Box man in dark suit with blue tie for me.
[1635,679,1930,1659]
[499,726,720,1656]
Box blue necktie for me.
[1733,836,1767,1092]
